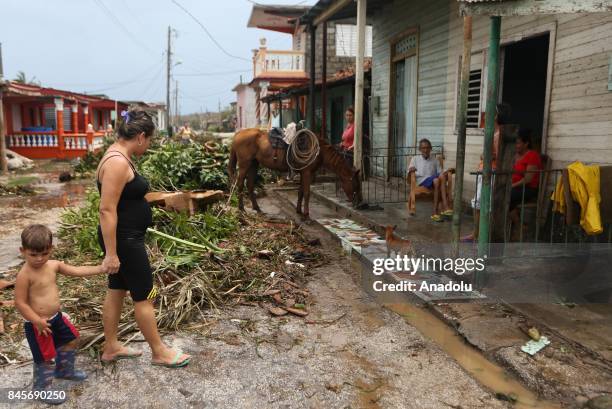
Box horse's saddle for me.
[268,128,288,150]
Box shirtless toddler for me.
[14,224,106,405]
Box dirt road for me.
[0,191,514,408]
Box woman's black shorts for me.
[97,226,155,302]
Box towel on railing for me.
[551,161,602,235]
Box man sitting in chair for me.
[408,138,453,222]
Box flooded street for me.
[0,163,91,273]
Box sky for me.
[0,0,315,114]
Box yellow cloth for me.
[551,161,602,235]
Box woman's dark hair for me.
[117,108,155,140]
[517,128,532,149]
[495,103,512,125]
[346,106,354,114]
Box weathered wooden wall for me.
[370,0,612,202]
[370,0,453,151]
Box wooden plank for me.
[547,148,612,164]
[555,34,612,63]
[313,0,352,26]
[550,121,612,137]
[552,79,612,100]
[556,12,612,38]
[553,53,609,77]
[491,125,518,243]
[460,0,612,17]
[549,106,612,124]
[547,135,612,150]
[550,93,612,112]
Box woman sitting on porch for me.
[509,129,543,241]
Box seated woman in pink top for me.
[340,107,355,151]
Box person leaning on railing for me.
[509,129,543,241]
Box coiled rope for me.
[286,128,320,171]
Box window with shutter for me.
[467,69,482,128]
[44,107,56,130]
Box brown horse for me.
[228,128,362,218]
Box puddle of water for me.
[385,303,562,409]
[1,181,89,210]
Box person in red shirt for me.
[340,106,355,151]
[509,129,542,240]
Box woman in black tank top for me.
[96,109,190,368]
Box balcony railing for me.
[5,131,110,159]
[254,50,306,78]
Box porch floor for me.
[312,181,471,246]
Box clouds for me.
[0,0,303,112]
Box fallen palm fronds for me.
[0,190,323,359]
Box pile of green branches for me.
[139,141,230,191]
[54,190,319,344]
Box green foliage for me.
[58,188,237,264]
[138,142,229,191]
[58,189,103,259]
[150,207,237,264]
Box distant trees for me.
[13,71,41,86]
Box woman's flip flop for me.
[151,351,191,368]
[101,348,143,363]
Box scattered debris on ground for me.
[0,187,322,364]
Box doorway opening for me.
[500,34,550,153]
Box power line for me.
[174,69,251,77]
[92,0,156,56]
[139,64,165,100]
[50,54,165,90]
[170,0,250,62]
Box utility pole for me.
[353,0,367,172]
[174,80,179,126]
[166,26,173,137]
[0,42,8,174]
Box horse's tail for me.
[228,145,238,182]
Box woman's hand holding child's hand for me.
[103,255,120,274]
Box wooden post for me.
[0,87,7,174]
[166,26,173,137]
[451,16,473,257]
[0,42,6,174]
[321,21,328,141]
[308,24,316,130]
[491,124,518,244]
[477,16,502,273]
[55,97,65,158]
[353,0,367,171]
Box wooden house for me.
[1,81,125,159]
[300,0,612,201]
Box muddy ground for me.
[0,169,512,408]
